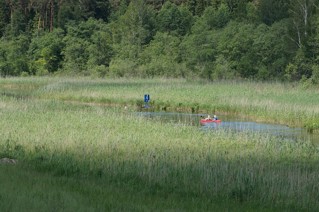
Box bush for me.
[90,65,109,78]
[310,64,319,84]
[109,58,137,77]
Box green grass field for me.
[1,77,319,211]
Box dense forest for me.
[0,0,319,83]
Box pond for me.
[136,111,318,144]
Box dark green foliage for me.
[285,49,313,81]
[216,21,256,78]
[139,32,183,77]
[108,0,156,76]
[258,0,290,25]
[111,0,155,49]
[245,2,260,24]
[0,35,30,76]
[180,18,217,79]
[29,29,65,75]
[224,0,251,20]
[252,20,294,80]
[87,30,113,67]
[62,38,90,75]
[203,4,230,29]
[0,0,319,82]
[0,43,10,77]
[62,18,113,76]
[156,2,193,36]
[186,0,211,16]
[310,64,319,84]
[109,0,130,21]
[0,1,10,37]
[8,9,28,37]
[93,0,111,21]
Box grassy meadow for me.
[1,77,319,211]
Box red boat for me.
[200,119,221,125]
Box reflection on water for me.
[136,111,317,143]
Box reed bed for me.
[1,77,317,129]
[0,94,319,210]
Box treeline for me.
[0,0,319,83]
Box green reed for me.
[2,77,318,129]
[0,95,319,210]
[2,76,319,133]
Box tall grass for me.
[0,95,319,210]
[0,165,264,211]
[1,77,318,129]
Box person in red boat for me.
[205,115,212,120]
[205,115,218,120]
[200,114,221,125]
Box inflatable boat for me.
[200,119,221,125]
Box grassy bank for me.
[0,92,319,210]
[1,77,318,130]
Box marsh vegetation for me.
[0,77,319,210]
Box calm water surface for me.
[136,111,318,143]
